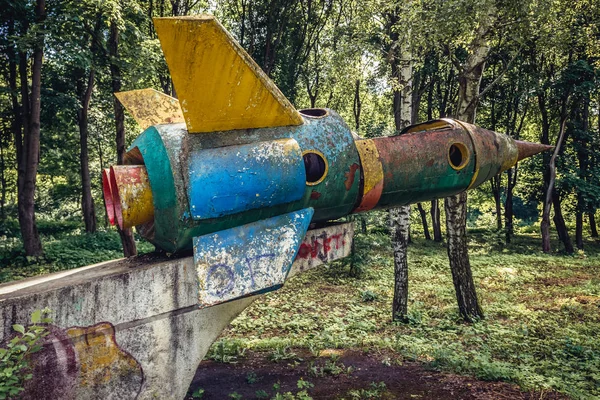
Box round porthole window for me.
[299,108,328,118]
[448,142,469,170]
[303,150,328,185]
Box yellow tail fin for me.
[153,16,303,133]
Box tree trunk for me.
[552,191,574,254]
[78,69,97,233]
[416,203,431,240]
[491,175,502,230]
[390,207,410,321]
[17,0,45,257]
[575,210,583,249]
[445,193,483,321]
[445,8,495,321]
[431,199,442,242]
[505,166,517,243]
[589,213,598,238]
[574,99,590,250]
[386,12,412,322]
[353,79,361,131]
[0,138,6,220]
[541,119,568,253]
[110,19,138,257]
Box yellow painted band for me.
[354,139,384,195]
[447,142,470,171]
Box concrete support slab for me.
[0,222,353,399]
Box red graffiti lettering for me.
[297,243,312,259]
[296,233,345,260]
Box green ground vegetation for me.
[0,218,153,283]
[207,216,600,400]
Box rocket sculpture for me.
[102,16,551,307]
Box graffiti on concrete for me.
[292,224,354,275]
[8,322,144,399]
[297,232,345,261]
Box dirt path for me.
[187,349,567,399]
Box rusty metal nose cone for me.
[515,140,554,162]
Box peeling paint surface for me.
[66,323,144,398]
[373,125,476,208]
[115,88,184,130]
[193,208,313,307]
[353,139,384,213]
[187,139,305,219]
[453,120,519,189]
[2,322,144,399]
[110,165,154,229]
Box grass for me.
[0,217,154,283]
[209,226,600,399]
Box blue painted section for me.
[193,208,314,308]
[188,139,306,220]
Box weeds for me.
[213,230,600,398]
[308,355,353,377]
[207,340,246,364]
[346,381,388,399]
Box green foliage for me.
[268,346,299,363]
[270,379,313,400]
[191,388,204,399]
[207,339,246,364]
[346,382,388,399]
[308,355,353,378]
[245,372,260,384]
[211,232,600,398]
[360,290,379,302]
[0,226,153,283]
[0,309,52,400]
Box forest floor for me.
[189,227,599,399]
[1,217,599,399]
[187,349,569,399]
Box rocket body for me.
[105,110,533,253]
[101,16,551,255]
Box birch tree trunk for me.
[445,9,496,321]
[542,119,568,253]
[389,39,412,322]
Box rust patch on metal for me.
[354,179,383,213]
[344,163,360,191]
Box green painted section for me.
[374,128,476,208]
[287,112,360,221]
[129,126,180,251]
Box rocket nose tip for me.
[515,140,554,162]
